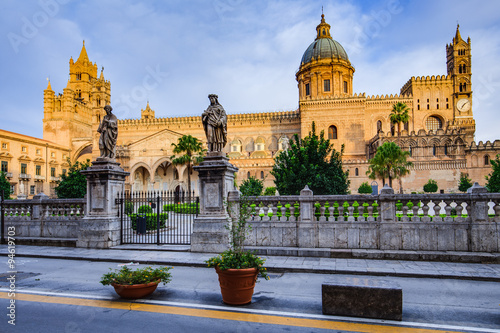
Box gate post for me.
[191,152,238,253]
[76,159,129,248]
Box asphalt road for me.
[0,257,499,332]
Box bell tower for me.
[446,25,474,139]
[43,41,111,157]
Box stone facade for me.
[0,129,70,198]
[3,15,495,196]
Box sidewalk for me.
[1,244,500,282]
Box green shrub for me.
[129,213,168,231]
[240,177,264,196]
[264,187,276,196]
[124,201,134,215]
[358,182,372,194]
[423,179,438,193]
[138,205,153,214]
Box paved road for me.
[0,257,499,332]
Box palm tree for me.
[367,141,412,189]
[389,102,410,146]
[171,135,206,198]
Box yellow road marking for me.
[0,292,462,333]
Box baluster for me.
[444,200,453,222]
[319,203,326,222]
[262,206,270,221]
[421,201,431,222]
[455,204,464,220]
[412,203,420,222]
[289,204,296,222]
[494,203,500,221]
[337,203,344,222]
[401,203,409,222]
[433,200,443,222]
[347,201,355,222]
[328,205,335,222]
[271,203,279,221]
[280,204,287,222]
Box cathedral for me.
[2,14,498,198]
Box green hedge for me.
[129,213,168,231]
[163,202,199,214]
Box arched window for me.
[255,137,265,151]
[485,155,490,166]
[355,168,359,176]
[409,146,412,157]
[247,171,251,179]
[328,125,337,140]
[174,169,179,180]
[260,171,264,179]
[426,116,442,131]
[377,120,382,133]
[444,144,448,156]
[432,145,436,156]
[231,139,242,152]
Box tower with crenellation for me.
[43,41,110,160]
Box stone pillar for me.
[76,158,129,248]
[379,184,401,250]
[298,185,316,247]
[190,152,238,253]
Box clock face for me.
[457,98,471,112]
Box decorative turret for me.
[141,101,156,119]
[315,14,331,40]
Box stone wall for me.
[228,184,500,254]
[2,197,85,240]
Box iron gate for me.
[117,191,199,245]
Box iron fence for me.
[117,191,198,245]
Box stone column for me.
[190,152,238,253]
[298,185,316,247]
[76,158,129,248]
[379,184,401,249]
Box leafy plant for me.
[239,177,264,196]
[271,122,349,195]
[264,187,276,196]
[423,179,438,193]
[54,158,90,198]
[367,141,412,190]
[171,135,206,195]
[357,182,372,194]
[0,172,11,200]
[138,205,153,214]
[205,194,269,281]
[485,155,500,192]
[458,173,473,192]
[100,266,172,286]
[129,213,168,231]
[124,201,134,215]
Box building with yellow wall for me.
[2,14,498,198]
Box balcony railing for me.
[34,175,46,181]
[19,173,31,179]
[4,172,12,178]
[50,176,61,182]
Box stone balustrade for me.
[2,194,85,240]
[228,183,500,253]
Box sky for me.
[1,0,500,142]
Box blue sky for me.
[1,0,500,142]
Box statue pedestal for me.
[191,152,238,253]
[76,158,130,249]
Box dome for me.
[300,38,349,65]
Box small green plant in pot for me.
[100,265,172,299]
[206,192,269,305]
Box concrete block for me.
[322,277,402,321]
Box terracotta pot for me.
[215,267,258,305]
[112,280,160,299]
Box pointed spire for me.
[77,40,89,63]
[46,78,52,91]
[99,66,104,79]
[454,24,462,43]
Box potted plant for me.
[100,265,172,299]
[206,193,269,305]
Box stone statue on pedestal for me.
[97,105,118,159]
[202,94,227,152]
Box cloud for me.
[1,0,500,144]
